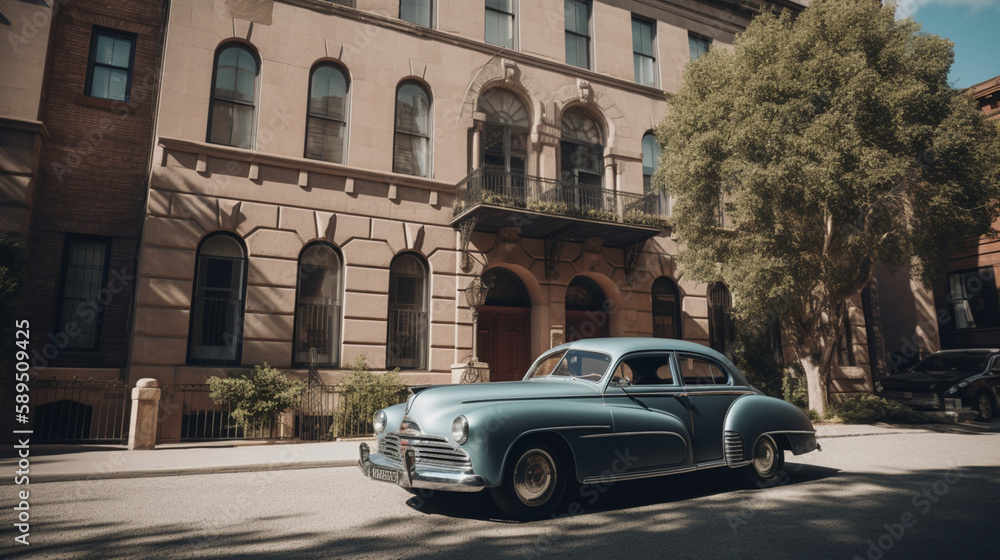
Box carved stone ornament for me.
[577,79,592,103]
[502,58,517,82]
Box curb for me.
[2,459,359,486]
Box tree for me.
[654,0,1000,415]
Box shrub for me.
[825,394,925,424]
[207,363,305,435]
[333,356,409,438]
[730,330,784,398]
[782,369,809,409]
[0,239,26,375]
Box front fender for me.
[460,400,613,486]
[724,395,817,464]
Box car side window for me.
[992,358,1000,374]
[617,354,676,386]
[678,355,730,385]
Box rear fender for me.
[723,395,817,466]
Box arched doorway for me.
[565,276,610,342]
[652,277,682,339]
[477,268,532,382]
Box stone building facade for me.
[126,0,871,400]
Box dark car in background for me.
[878,349,1000,421]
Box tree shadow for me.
[13,465,997,560]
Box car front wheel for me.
[743,434,784,485]
[974,391,995,421]
[491,441,567,519]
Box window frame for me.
[386,253,430,370]
[304,62,351,164]
[392,80,433,177]
[651,276,683,340]
[564,0,592,70]
[676,353,731,387]
[631,15,657,87]
[293,242,343,368]
[400,0,435,28]
[945,266,1000,331]
[688,31,712,61]
[84,26,137,102]
[186,233,248,367]
[206,42,261,149]
[53,234,113,352]
[485,0,517,50]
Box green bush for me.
[782,371,809,409]
[730,331,784,399]
[825,394,925,424]
[333,356,409,438]
[207,363,305,435]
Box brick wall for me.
[26,0,163,370]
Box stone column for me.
[128,378,161,450]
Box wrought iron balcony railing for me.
[453,167,670,228]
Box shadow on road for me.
[16,464,998,559]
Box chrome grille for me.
[378,432,472,472]
[881,391,941,409]
[724,431,744,464]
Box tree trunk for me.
[799,356,828,417]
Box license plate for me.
[369,467,399,484]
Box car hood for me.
[398,379,602,435]
[881,371,969,392]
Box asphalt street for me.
[8,426,1000,560]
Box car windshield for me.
[911,354,988,373]
[524,349,612,383]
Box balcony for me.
[451,167,670,281]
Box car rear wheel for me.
[974,391,995,421]
[743,434,784,485]
[491,441,567,519]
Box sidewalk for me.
[0,423,966,485]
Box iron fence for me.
[161,382,410,441]
[29,378,130,443]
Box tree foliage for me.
[655,0,1000,414]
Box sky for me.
[896,0,1000,88]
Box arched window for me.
[479,88,529,175]
[560,106,603,188]
[642,131,660,193]
[482,267,531,307]
[208,43,259,149]
[387,253,428,369]
[187,234,247,365]
[294,243,342,367]
[651,277,682,339]
[708,282,734,356]
[393,80,432,177]
[566,276,609,341]
[305,63,350,163]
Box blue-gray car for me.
[359,337,820,518]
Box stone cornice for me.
[157,137,456,194]
[0,116,49,139]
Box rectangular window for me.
[632,17,656,87]
[948,267,1000,330]
[486,0,516,49]
[689,32,711,61]
[55,236,111,351]
[837,311,856,367]
[86,27,136,102]
[400,0,434,28]
[564,0,591,69]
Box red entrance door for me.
[478,306,532,382]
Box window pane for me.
[395,83,430,135]
[306,117,345,163]
[401,0,432,27]
[487,0,512,11]
[95,35,131,68]
[642,133,659,176]
[107,68,129,101]
[689,34,711,60]
[310,66,348,120]
[59,238,110,350]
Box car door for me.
[989,355,1000,400]
[676,352,751,464]
[602,352,693,471]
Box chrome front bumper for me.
[358,442,485,492]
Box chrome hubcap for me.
[513,449,556,506]
[752,436,778,477]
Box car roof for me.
[930,349,1000,356]
[555,337,725,357]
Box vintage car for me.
[878,348,1000,421]
[359,338,820,517]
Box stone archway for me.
[565,275,610,342]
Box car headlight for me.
[373,410,387,435]
[451,415,469,445]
